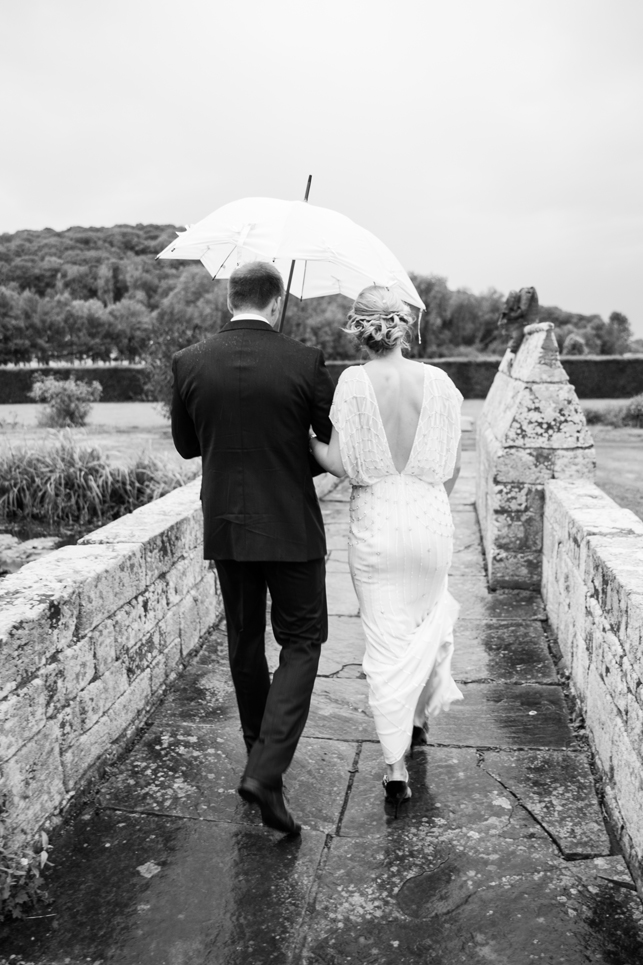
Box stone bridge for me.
[1,322,642,962]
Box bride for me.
[309,286,463,814]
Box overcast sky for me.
[2,0,642,335]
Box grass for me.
[0,433,199,527]
[0,830,51,922]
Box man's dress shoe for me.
[237,777,301,835]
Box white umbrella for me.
[156,195,425,325]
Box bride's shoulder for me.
[420,362,449,380]
[336,364,367,393]
[421,364,463,401]
[337,364,364,383]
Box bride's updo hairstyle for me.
[344,286,412,355]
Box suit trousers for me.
[214,557,327,789]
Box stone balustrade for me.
[542,480,643,892]
[0,471,339,852]
[0,478,221,850]
[478,318,643,891]
[476,321,596,590]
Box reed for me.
[0,435,195,526]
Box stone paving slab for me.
[156,635,237,724]
[306,678,376,741]
[452,619,557,683]
[325,570,360,616]
[340,744,553,844]
[452,584,547,621]
[482,749,611,858]
[266,616,366,678]
[327,546,349,563]
[0,807,327,965]
[303,835,643,965]
[99,720,356,834]
[318,616,365,677]
[324,524,351,551]
[448,550,487,580]
[326,555,351,574]
[428,683,573,748]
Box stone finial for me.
[510,322,568,384]
[476,308,596,590]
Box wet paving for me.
[1,451,642,964]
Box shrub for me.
[622,393,643,427]
[0,436,197,526]
[583,393,643,428]
[562,332,587,355]
[583,406,608,425]
[29,374,103,427]
[0,828,51,921]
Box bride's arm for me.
[309,426,345,478]
[444,440,461,495]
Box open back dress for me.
[330,363,464,763]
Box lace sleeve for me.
[330,369,356,480]
[415,368,463,483]
[330,367,390,484]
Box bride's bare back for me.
[363,357,426,473]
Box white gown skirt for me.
[348,475,463,764]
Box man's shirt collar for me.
[231,313,273,325]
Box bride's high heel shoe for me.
[382,775,412,818]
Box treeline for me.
[0,224,179,365]
[0,224,636,374]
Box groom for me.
[171,261,335,834]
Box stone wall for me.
[542,480,643,891]
[476,322,596,589]
[0,479,221,850]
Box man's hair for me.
[228,261,285,311]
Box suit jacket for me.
[171,317,335,561]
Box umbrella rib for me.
[212,246,236,280]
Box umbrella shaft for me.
[279,260,297,332]
[279,174,312,332]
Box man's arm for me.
[307,351,335,477]
[171,355,201,459]
[309,426,345,478]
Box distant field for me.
[1,400,641,521]
[590,425,643,522]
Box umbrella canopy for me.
[156,197,425,312]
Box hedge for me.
[0,366,148,405]
[327,357,643,398]
[1,356,642,404]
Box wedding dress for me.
[330,363,464,763]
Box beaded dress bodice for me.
[329,364,462,487]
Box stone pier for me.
[476,321,595,590]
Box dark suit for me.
[171,316,335,788]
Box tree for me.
[0,287,27,364]
[604,311,631,355]
[143,268,231,411]
[562,332,587,355]
[107,299,153,362]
